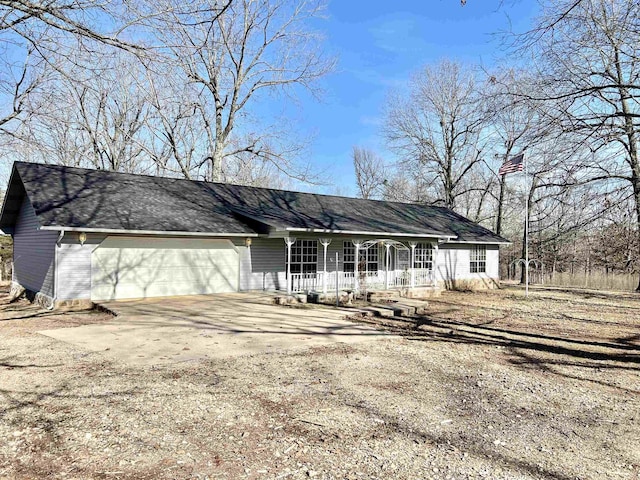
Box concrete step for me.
[367,290,401,302]
[363,305,397,318]
[392,298,429,315]
[364,302,424,318]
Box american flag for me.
[498,153,524,175]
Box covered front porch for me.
[283,237,439,295]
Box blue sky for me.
[292,0,539,196]
[0,0,539,190]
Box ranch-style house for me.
[0,162,509,307]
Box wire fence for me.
[0,261,12,283]
[544,272,637,292]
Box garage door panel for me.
[91,237,239,301]
[94,250,236,270]
[93,265,236,284]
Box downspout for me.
[47,230,64,310]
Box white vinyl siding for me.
[91,236,239,301]
[56,233,107,300]
[435,243,499,284]
[13,197,57,297]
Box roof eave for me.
[282,227,456,240]
[39,226,260,237]
[444,239,512,245]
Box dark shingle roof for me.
[0,162,509,243]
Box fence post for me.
[335,252,339,306]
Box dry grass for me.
[540,271,638,292]
[1,285,639,479]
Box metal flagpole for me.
[335,252,339,306]
[524,154,529,298]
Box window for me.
[343,241,355,272]
[366,245,379,272]
[470,245,486,273]
[344,242,379,273]
[290,240,317,274]
[413,243,433,270]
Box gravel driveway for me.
[1,286,638,479]
[39,293,389,365]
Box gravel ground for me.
[1,285,638,480]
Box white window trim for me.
[413,242,434,270]
[470,245,487,273]
[288,239,318,274]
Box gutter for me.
[39,226,260,237]
[444,239,512,246]
[283,227,456,240]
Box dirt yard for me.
[1,286,638,479]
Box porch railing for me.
[290,273,320,293]
[414,268,434,286]
[289,269,434,293]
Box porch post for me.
[432,241,439,287]
[284,237,296,294]
[409,242,417,287]
[385,242,391,289]
[319,238,331,294]
[352,240,362,294]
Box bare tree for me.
[483,68,542,235]
[384,60,487,210]
[143,0,335,182]
[11,48,154,173]
[0,0,163,184]
[352,146,386,199]
[510,0,640,289]
[140,69,206,179]
[1,0,139,50]
[0,0,146,134]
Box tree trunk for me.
[611,42,640,291]
[633,182,640,291]
[210,148,224,182]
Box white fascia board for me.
[39,226,260,237]
[282,227,456,240]
[444,239,512,245]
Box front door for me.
[396,248,410,271]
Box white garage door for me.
[91,236,239,301]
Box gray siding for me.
[238,238,387,291]
[237,238,287,291]
[323,240,344,272]
[237,237,410,291]
[56,233,106,300]
[13,197,58,297]
[236,236,501,291]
